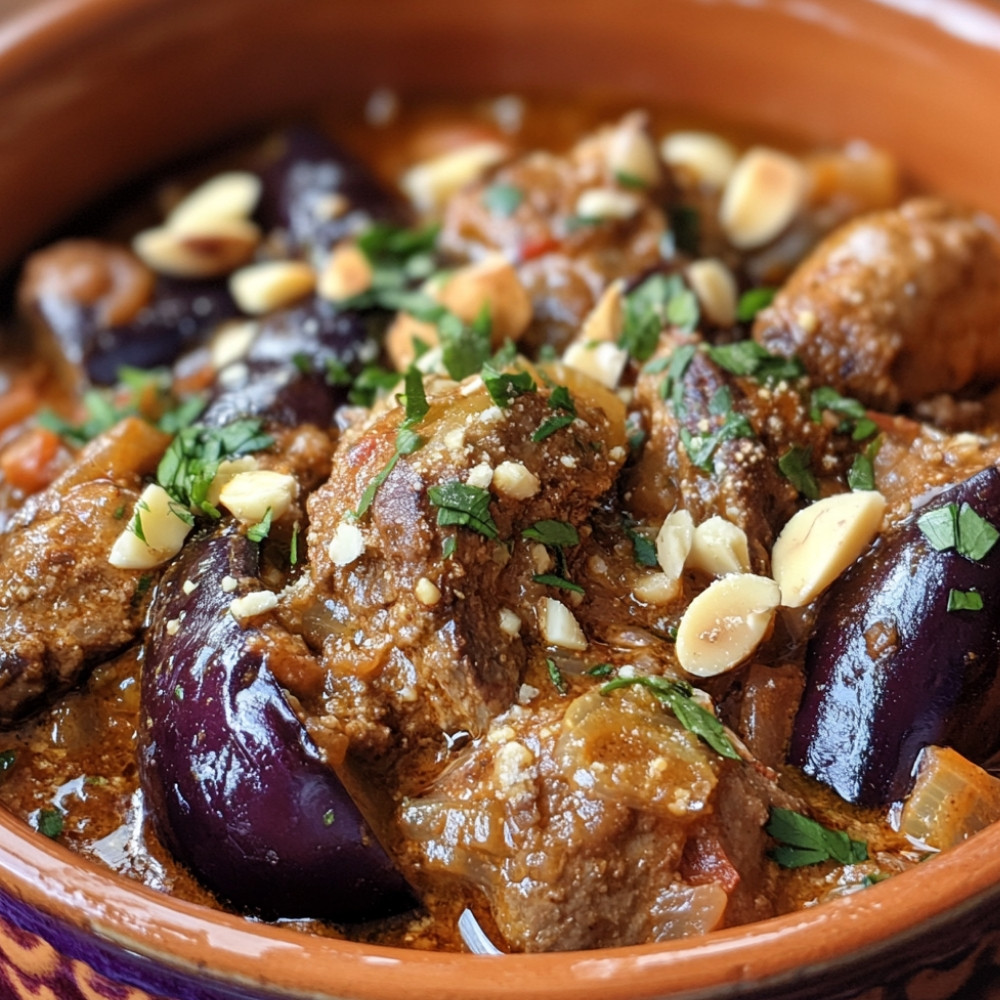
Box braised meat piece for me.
[753,198,1000,411]
[439,116,667,352]
[296,367,626,758]
[400,683,781,951]
[0,418,169,724]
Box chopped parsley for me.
[533,573,585,594]
[948,588,984,612]
[600,674,740,760]
[522,519,580,547]
[620,274,700,362]
[585,662,614,677]
[778,445,820,500]
[35,807,64,840]
[482,183,523,217]
[546,658,569,695]
[439,304,493,381]
[667,204,700,256]
[289,524,300,566]
[766,807,868,869]
[917,501,1000,561]
[0,750,16,781]
[246,507,273,544]
[615,169,649,190]
[428,482,499,539]
[348,364,402,408]
[441,535,457,559]
[706,340,805,383]
[680,385,755,472]
[532,384,577,442]
[847,436,881,492]
[157,419,274,517]
[736,286,776,322]
[624,523,659,568]
[322,808,336,827]
[482,363,537,408]
[354,366,429,519]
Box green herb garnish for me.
[532,384,577,442]
[428,482,499,539]
[706,340,805,383]
[680,385,755,472]
[533,573,585,593]
[483,183,523,217]
[778,446,820,500]
[35,807,64,840]
[918,501,1000,561]
[547,658,569,695]
[600,675,740,759]
[948,588,984,612]
[620,274,699,362]
[522,519,580,547]
[247,507,273,544]
[482,364,537,408]
[766,807,868,869]
[624,524,659,568]
[736,286,776,322]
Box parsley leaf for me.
[483,183,523,217]
[246,507,273,544]
[439,306,492,381]
[624,524,659,567]
[157,420,273,517]
[948,588,983,612]
[621,273,699,362]
[522,520,580,547]
[706,340,805,383]
[736,286,776,322]
[918,501,1000,561]
[680,386,755,472]
[532,384,577,442]
[847,436,881,492]
[533,573,585,593]
[35,807,64,840]
[428,482,499,539]
[778,446,820,500]
[482,363,537,408]
[600,674,740,760]
[766,807,868,869]
[547,658,569,695]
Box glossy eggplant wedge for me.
[139,527,414,920]
[790,465,1000,806]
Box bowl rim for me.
[3,802,1000,1000]
[5,0,1000,997]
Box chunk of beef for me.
[753,198,1000,411]
[0,418,169,724]
[439,118,667,353]
[294,368,625,759]
[399,683,780,951]
[625,343,850,568]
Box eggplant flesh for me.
[139,527,414,920]
[790,465,1000,807]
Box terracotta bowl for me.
[3,1,1000,998]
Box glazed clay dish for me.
[4,1,1000,999]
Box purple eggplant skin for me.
[32,276,239,386]
[139,527,415,920]
[256,126,408,260]
[200,297,383,428]
[790,465,1000,807]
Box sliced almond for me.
[562,339,629,390]
[576,280,625,344]
[328,521,366,567]
[660,131,737,189]
[415,577,442,607]
[540,597,588,651]
[133,219,260,278]
[217,470,298,523]
[317,242,374,302]
[575,187,642,222]
[205,457,259,508]
[229,590,279,621]
[401,141,509,215]
[166,171,263,232]
[108,483,193,570]
[632,571,682,606]
[608,114,660,188]
[229,260,316,315]
[492,460,540,500]
[771,490,886,608]
[437,254,533,343]
[686,259,738,327]
[675,573,780,678]
[719,147,808,249]
[210,320,259,370]
[656,509,695,582]
[687,516,750,578]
